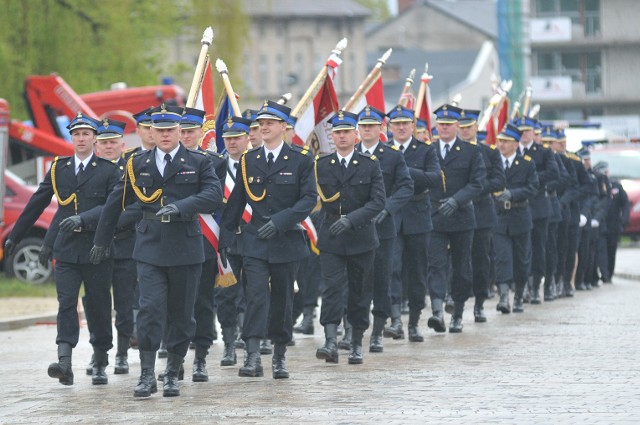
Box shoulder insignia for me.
[125,147,138,154]
[248,145,262,153]
[391,144,399,151]
[370,154,377,161]
[299,149,309,156]
[543,143,549,149]
[469,140,477,145]
[524,155,532,162]
[425,140,432,145]
[490,144,497,150]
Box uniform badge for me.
[248,177,254,183]
[257,154,261,159]
[353,160,358,165]
[92,162,97,166]
[331,159,336,164]
[515,160,520,165]
[455,146,460,151]
[284,155,288,160]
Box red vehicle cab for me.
[590,144,640,239]
[1,170,57,283]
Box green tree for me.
[0,0,247,119]
[355,0,391,22]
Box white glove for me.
[591,219,600,228]
[579,214,587,227]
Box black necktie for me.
[267,152,274,168]
[163,153,171,177]
[341,158,347,168]
[523,147,529,156]
[444,144,450,158]
[76,162,84,183]
[399,144,405,152]
[504,159,509,170]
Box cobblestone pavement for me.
[1,252,639,424]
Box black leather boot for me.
[449,302,464,333]
[474,298,487,323]
[513,285,525,313]
[85,354,94,376]
[91,348,109,385]
[239,338,263,377]
[383,304,404,339]
[163,353,182,396]
[564,281,575,297]
[158,358,184,381]
[427,299,446,333]
[444,294,455,314]
[531,276,542,304]
[544,276,556,301]
[220,326,237,366]
[157,340,168,358]
[408,310,424,342]
[496,283,511,314]
[338,315,352,349]
[369,316,385,353]
[293,306,315,335]
[316,324,339,363]
[272,344,289,379]
[134,351,157,398]
[192,345,209,382]
[48,343,74,386]
[555,277,564,298]
[235,313,246,349]
[260,339,273,355]
[348,328,364,365]
[114,334,130,374]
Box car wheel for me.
[5,237,53,284]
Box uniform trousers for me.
[371,237,394,319]
[471,227,493,301]
[428,230,473,304]
[545,221,559,285]
[112,258,137,338]
[575,226,591,285]
[391,233,428,309]
[242,257,297,345]
[606,231,622,280]
[215,254,246,329]
[530,218,549,279]
[136,261,201,357]
[193,257,218,348]
[564,222,580,285]
[320,250,375,331]
[55,260,113,351]
[555,218,569,283]
[493,231,531,287]
[293,252,321,320]
[596,233,610,282]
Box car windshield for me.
[590,149,640,180]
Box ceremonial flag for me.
[214,95,233,154]
[417,77,433,139]
[293,55,341,153]
[353,75,387,142]
[195,58,217,150]
[486,97,510,146]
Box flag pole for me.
[277,93,292,105]
[291,38,348,118]
[215,58,241,117]
[186,27,214,108]
[521,85,533,117]
[478,80,512,131]
[398,68,416,106]
[344,48,392,112]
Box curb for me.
[0,311,58,332]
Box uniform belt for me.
[113,228,135,240]
[142,211,197,222]
[324,213,346,222]
[71,227,94,233]
[495,200,529,210]
[410,191,428,201]
[250,216,268,228]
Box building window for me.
[533,0,600,37]
[276,54,284,93]
[534,51,601,94]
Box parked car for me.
[590,144,640,239]
[1,170,56,283]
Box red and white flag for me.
[195,58,217,150]
[293,54,341,153]
[353,75,387,141]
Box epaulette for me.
[95,156,115,164]
[316,152,333,160]
[543,143,549,149]
[425,140,432,145]
[290,144,310,155]
[248,145,262,153]
[370,154,377,161]
[125,146,138,154]
[566,152,580,161]
[524,155,532,162]
[469,140,477,146]
[490,144,497,150]
[53,155,71,163]
[390,144,400,151]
